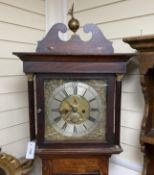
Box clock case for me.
[14,23,133,174]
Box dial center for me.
[72,106,78,112]
[60,95,90,124]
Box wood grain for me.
[41,156,109,175]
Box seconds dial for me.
[48,82,102,137]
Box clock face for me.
[49,82,102,137]
[44,80,107,141]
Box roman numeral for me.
[88,116,96,123]
[91,108,99,112]
[51,108,59,112]
[62,122,67,131]
[73,125,77,133]
[89,97,96,103]
[83,124,87,130]
[82,89,87,97]
[73,83,78,94]
[54,97,62,102]
[53,116,61,123]
[62,88,69,97]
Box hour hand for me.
[73,96,78,104]
[64,100,72,107]
[64,100,77,111]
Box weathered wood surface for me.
[124,34,154,175]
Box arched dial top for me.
[48,82,102,137]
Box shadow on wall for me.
[127,56,139,75]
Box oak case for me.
[14,23,133,175]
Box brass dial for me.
[48,82,102,137]
[60,95,90,124]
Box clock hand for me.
[64,111,72,121]
[64,100,74,109]
[64,100,78,113]
[73,96,78,104]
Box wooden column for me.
[123,35,154,175]
[115,74,124,145]
[27,74,36,141]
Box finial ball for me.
[68,18,80,33]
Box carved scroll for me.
[0,153,33,175]
[36,23,114,54]
[123,34,154,175]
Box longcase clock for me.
[14,12,133,175]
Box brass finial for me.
[68,3,80,33]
